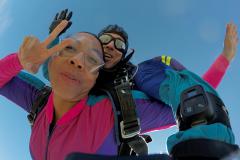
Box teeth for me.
[105,55,110,57]
[104,53,112,58]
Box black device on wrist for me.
[177,85,231,130]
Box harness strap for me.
[108,67,149,156]
[27,86,52,127]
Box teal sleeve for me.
[159,69,219,113]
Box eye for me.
[116,39,126,50]
[86,56,99,65]
[99,35,112,44]
[64,46,75,52]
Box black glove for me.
[49,9,73,36]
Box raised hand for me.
[49,9,73,36]
[18,20,73,74]
[222,22,238,62]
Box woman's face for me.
[48,32,104,101]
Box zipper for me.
[45,124,56,160]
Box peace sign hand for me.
[18,20,73,74]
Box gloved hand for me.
[49,9,73,36]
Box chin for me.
[53,86,83,101]
[104,63,114,69]
[62,94,82,102]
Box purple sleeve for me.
[0,53,40,112]
[135,98,176,133]
[0,76,41,112]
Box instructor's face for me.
[101,33,124,68]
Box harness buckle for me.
[120,119,140,139]
[27,112,36,126]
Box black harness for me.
[27,86,52,126]
[94,64,151,156]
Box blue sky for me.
[0,0,239,159]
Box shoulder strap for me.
[99,67,150,156]
[27,86,52,127]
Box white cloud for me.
[0,0,11,36]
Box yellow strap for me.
[166,56,172,66]
[161,55,166,63]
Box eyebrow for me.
[74,39,81,45]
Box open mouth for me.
[104,53,113,61]
[104,53,112,58]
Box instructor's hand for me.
[49,9,73,36]
[222,22,238,62]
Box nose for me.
[105,40,115,50]
[68,54,84,70]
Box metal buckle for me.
[27,112,36,126]
[120,119,141,139]
[114,75,129,85]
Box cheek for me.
[114,52,122,61]
[82,74,98,88]
[47,60,54,81]
[48,58,66,90]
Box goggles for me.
[99,34,127,53]
[57,37,105,73]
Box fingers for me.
[54,13,59,21]
[59,9,67,20]
[21,36,40,51]
[66,21,72,29]
[47,38,74,56]
[225,22,238,46]
[66,11,73,20]
[42,20,68,47]
[21,37,31,49]
[226,22,238,37]
[28,36,40,49]
[223,22,238,61]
